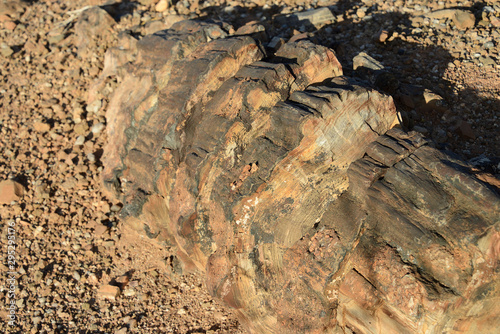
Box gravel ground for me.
[0,0,498,333]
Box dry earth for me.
[0,0,498,333]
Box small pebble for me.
[91,122,105,134]
[74,135,85,146]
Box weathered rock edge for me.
[101,20,500,334]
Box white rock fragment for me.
[91,122,105,134]
[86,99,102,114]
[74,135,85,146]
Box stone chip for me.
[0,179,25,204]
[97,284,121,300]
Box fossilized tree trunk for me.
[100,20,500,333]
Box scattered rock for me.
[114,327,127,334]
[47,33,65,45]
[0,179,25,204]
[0,1,25,19]
[0,14,10,22]
[74,135,85,146]
[94,224,109,236]
[356,8,366,18]
[235,21,266,42]
[456,120,476,140]
[86,99,102,114]
[33,122,50,133]
[353,51,384,71]
[74,122,89,135]
[144,20,167,35]
[267,36,285,52]
[288,31,310,43]
[278,7,335,29]
[490,15,500,27]
[155,0,170,12]
[91,122,105,134]
[164,14,185,29]
[97,284,121,300]
[425,9,458,20]
[74,7,115,57]
[376,29,390,42]
[128,319,137,328]
[453,10,475,30]
[60,177,77,190]
[1,43,14,57]
[115,275,129,286]
[122,288,136,297]
[4,20,16,31]
[422,89,448,113]
[412,125,428,134]
[480,56,496,66]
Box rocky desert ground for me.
[0,0,498,333]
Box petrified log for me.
[101,20,500,333]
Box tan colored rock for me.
[97,284,121,300]
[1,43,13,57]
[453,10,475,30]
[356,8,366,18]
[155,0,169,12]
[115,275,130,286]
[0,14,10,22]
[4,20,16,31]
[74,7,115,57]
[164,14,185,29]
[114,328,127,334]
[0,180,25,204]
[144,20,167,35]
[353,51,384,71]
[24,40,47,55]
[490,15,500,27]
[0,1,25,19]
[376,29,390,42]
[425,9,458,20]
[235,21,267,42]
[33,122,50,133]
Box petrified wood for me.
[101,20,500,333]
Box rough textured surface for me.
[102,20,499,334]
[0,179,24,204]
[1,0,499,333]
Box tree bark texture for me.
[100,20,500,334]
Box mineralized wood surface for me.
[102,20,500,334]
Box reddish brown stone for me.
[0,14,11,23]
[3,20,16,31]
